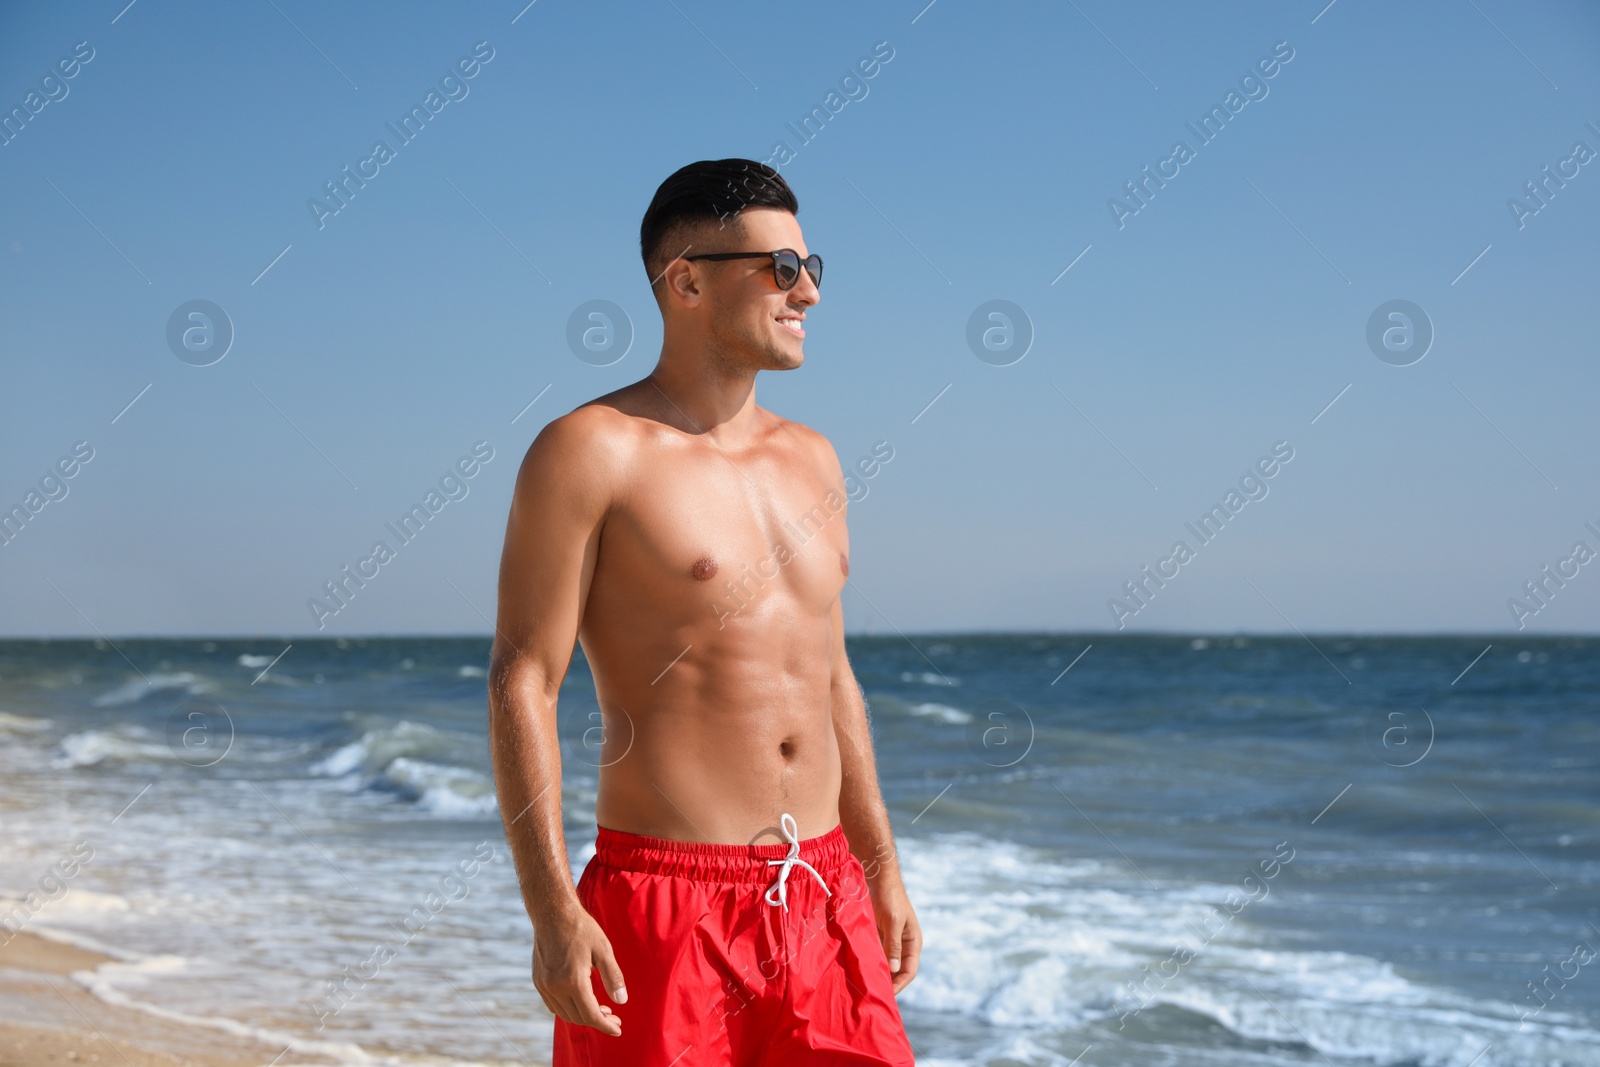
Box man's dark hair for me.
[639,158,798,297]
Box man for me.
[488,159,920,1065]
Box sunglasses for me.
[683,248,823,291]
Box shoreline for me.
[0,930,283,1067]
[0,929,554,1067]
[0,928,552,1067]
[0,927,291,1067]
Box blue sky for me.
[2,0,1597,638]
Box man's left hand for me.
[869,878,921,994]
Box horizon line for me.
[2,629,1594,642]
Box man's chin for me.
[756,340,804,371]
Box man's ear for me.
[660,256,705,309]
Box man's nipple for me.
[839,552,850,577]
[690,556,719,582]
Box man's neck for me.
[645,357,761,441]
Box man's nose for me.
[791,266,820,307]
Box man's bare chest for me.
[598,445,849,614]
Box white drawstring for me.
[764,813,831,911]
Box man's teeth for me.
[778,319,803,333]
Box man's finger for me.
[595,941,628,1005]
[892,923,921,992]
[880,916,902,973]
[557,990,611,1034]
[549,992,580,1026]
[893,947,920,991]
[573,975,622,1036]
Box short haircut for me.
[639,158,799,295]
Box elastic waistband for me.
[591,822,850,883]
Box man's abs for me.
[581,614,844,844]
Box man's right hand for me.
[532,904,628,1037]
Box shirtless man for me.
[487,159,920,1065]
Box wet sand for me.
[0,931,296,1067]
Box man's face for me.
[698,207,820,373]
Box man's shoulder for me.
[767,412,842,475]
[533,386,654,447]
[514,400,643,497]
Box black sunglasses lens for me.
[805,255,822,289]
[773,250,800,289]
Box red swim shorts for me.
[552,817,916,1066]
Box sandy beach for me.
[0,931,298,1067]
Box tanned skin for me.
[487,206,921,1039]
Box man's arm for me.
[829,596,922,993]
[814,436,922,994]
[488,409,628,1037]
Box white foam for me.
[456,665,485,678]
[1141,976,1599,1065]
[20,868,516,1067]
[53,728,173,767]
[237,653,276,668]
[76,958,380,1065]
[379,757,496,817]
[4,920,138,961]
[8,888,133,920]
[315,740,368,778]
[310,722,497,818]
[896,834,1124,1025]
[894,833,1600,1065]
[68,923,527,1067]
[310,721,452,777]
[900,671,959,687]
[908,701,973,724]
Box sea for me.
[1,634,1596,1067]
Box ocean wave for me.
[90,671,209,707]
[900,671,959,687]
[0,710,52,732]
[0,888,131,920]
[312,721,496,819]
[896,835,1126,1027]
[312,720,453,777]
[1146,972,1600,1066]
[53,728,175,768]
[908,702,973,725]
[894,833,1600,1065]
[378,757,497,817]
[457,665,486,678]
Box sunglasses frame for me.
[683,248,823,291]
